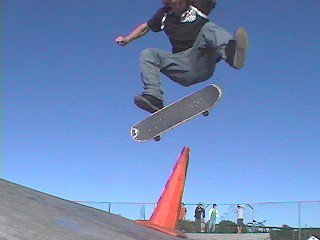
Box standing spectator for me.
[234,204,245,233]
[208,204,219,232]
[178,202,187,232]
[179,202,187,220]
[194,202,205,233]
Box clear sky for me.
[2,0,320,227]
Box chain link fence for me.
[75,200,320,239]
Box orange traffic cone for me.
[136,147,190,238]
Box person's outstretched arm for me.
[116,22,150,46]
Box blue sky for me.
[2,0,320,227]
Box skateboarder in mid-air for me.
[116,0,248,114]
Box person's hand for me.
[115,36,129,46]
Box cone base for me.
[136,220,187,238]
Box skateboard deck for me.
[131,84,222,142]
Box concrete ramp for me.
[0,179,190,240]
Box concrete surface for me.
[187,233,270,240]
[0,179,192,240]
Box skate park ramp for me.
[0,179,190,240]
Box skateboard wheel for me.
[202,111,209,117]
[154,136,161,141]
[131,128,139,139]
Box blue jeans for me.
[209,218,217,232]
[139,22,233,101]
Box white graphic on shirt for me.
[180,6,208,23]
[160,6,208,29]
[180,8,197,23]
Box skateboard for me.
[131,84,222,142]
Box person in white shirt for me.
[208,204,219,232]
[234,204,245,233]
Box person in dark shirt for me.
[116,0,248,113]
[194,202,206,232]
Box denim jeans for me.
[139,22,233,101]
[208,218,217,232]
